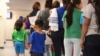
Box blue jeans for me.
[14,41,25,54]
[44,45,51,56]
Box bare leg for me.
[21,54,25,56]
[16,54,19,56]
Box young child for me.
[29,19,46,56]
[62,0,83,56]
[12,19,28,56]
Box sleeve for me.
[28,32,35,44]
[84,4,92,19]
[62,11,67,22]
[37,11,42,20]
[62,11,67,28]
[80,13,84,24]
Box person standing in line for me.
[37,0,53,56]
[29,19,46,56]
[80,0,100,56]
[12,19,28,56]
[62,0,83,56]
[50,0,70,56]
[28,2,41,33]
[48,1,60,56]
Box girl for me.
[12,19,28,56]
[62,0,82,56]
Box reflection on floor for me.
[0,41,30,56]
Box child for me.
[62,0,83,56]
[12,19,28,56]
[29,19,46,56]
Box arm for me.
[29,44,32,52]
[24,31,28,49]
[28,32,35,51]
[80,4,92,48]
[80,17,91,48]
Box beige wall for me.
[0,0,7,47]
[5,9,31,40]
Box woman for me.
[48,1,60,56]
[29,2,40,33]
[62,0,83,56]
[80,0,100,56]
[50,0,70,56]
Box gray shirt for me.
[84,4,99,35]
[38,9,50,30]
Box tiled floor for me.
[0,41,82,56]
[0,41,30,56]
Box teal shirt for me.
[12,29,28,42]
[62,8,82,38]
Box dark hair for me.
[93,0,100,32]
[88,0,93,4]
[62,0,71,7]
[66,0,81,28]
[33,2,40,10]
[52,1,60,8]
[45,0,53,9]
[35,19,43,28]
[15,19,23,31]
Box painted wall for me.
[0,0,8,47]
[6,9,31,40]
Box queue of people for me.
[12,0,100,56]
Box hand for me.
[47,29,51,34]
[80,39,84,49]
[25,45,29,49]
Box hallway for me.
[0,41,30,56]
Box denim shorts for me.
[14,41,25,54]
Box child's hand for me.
[25,45,28,49]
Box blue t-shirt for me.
[57,7,66,28]
[29,31,46,53]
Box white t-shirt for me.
[84,4,99,35]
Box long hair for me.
[88,0,93,4]
[66,0,81,28]
[62,0,71,7]
[15,19,23,31]
[93,0,100,32]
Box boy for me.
[29,19,46,56]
